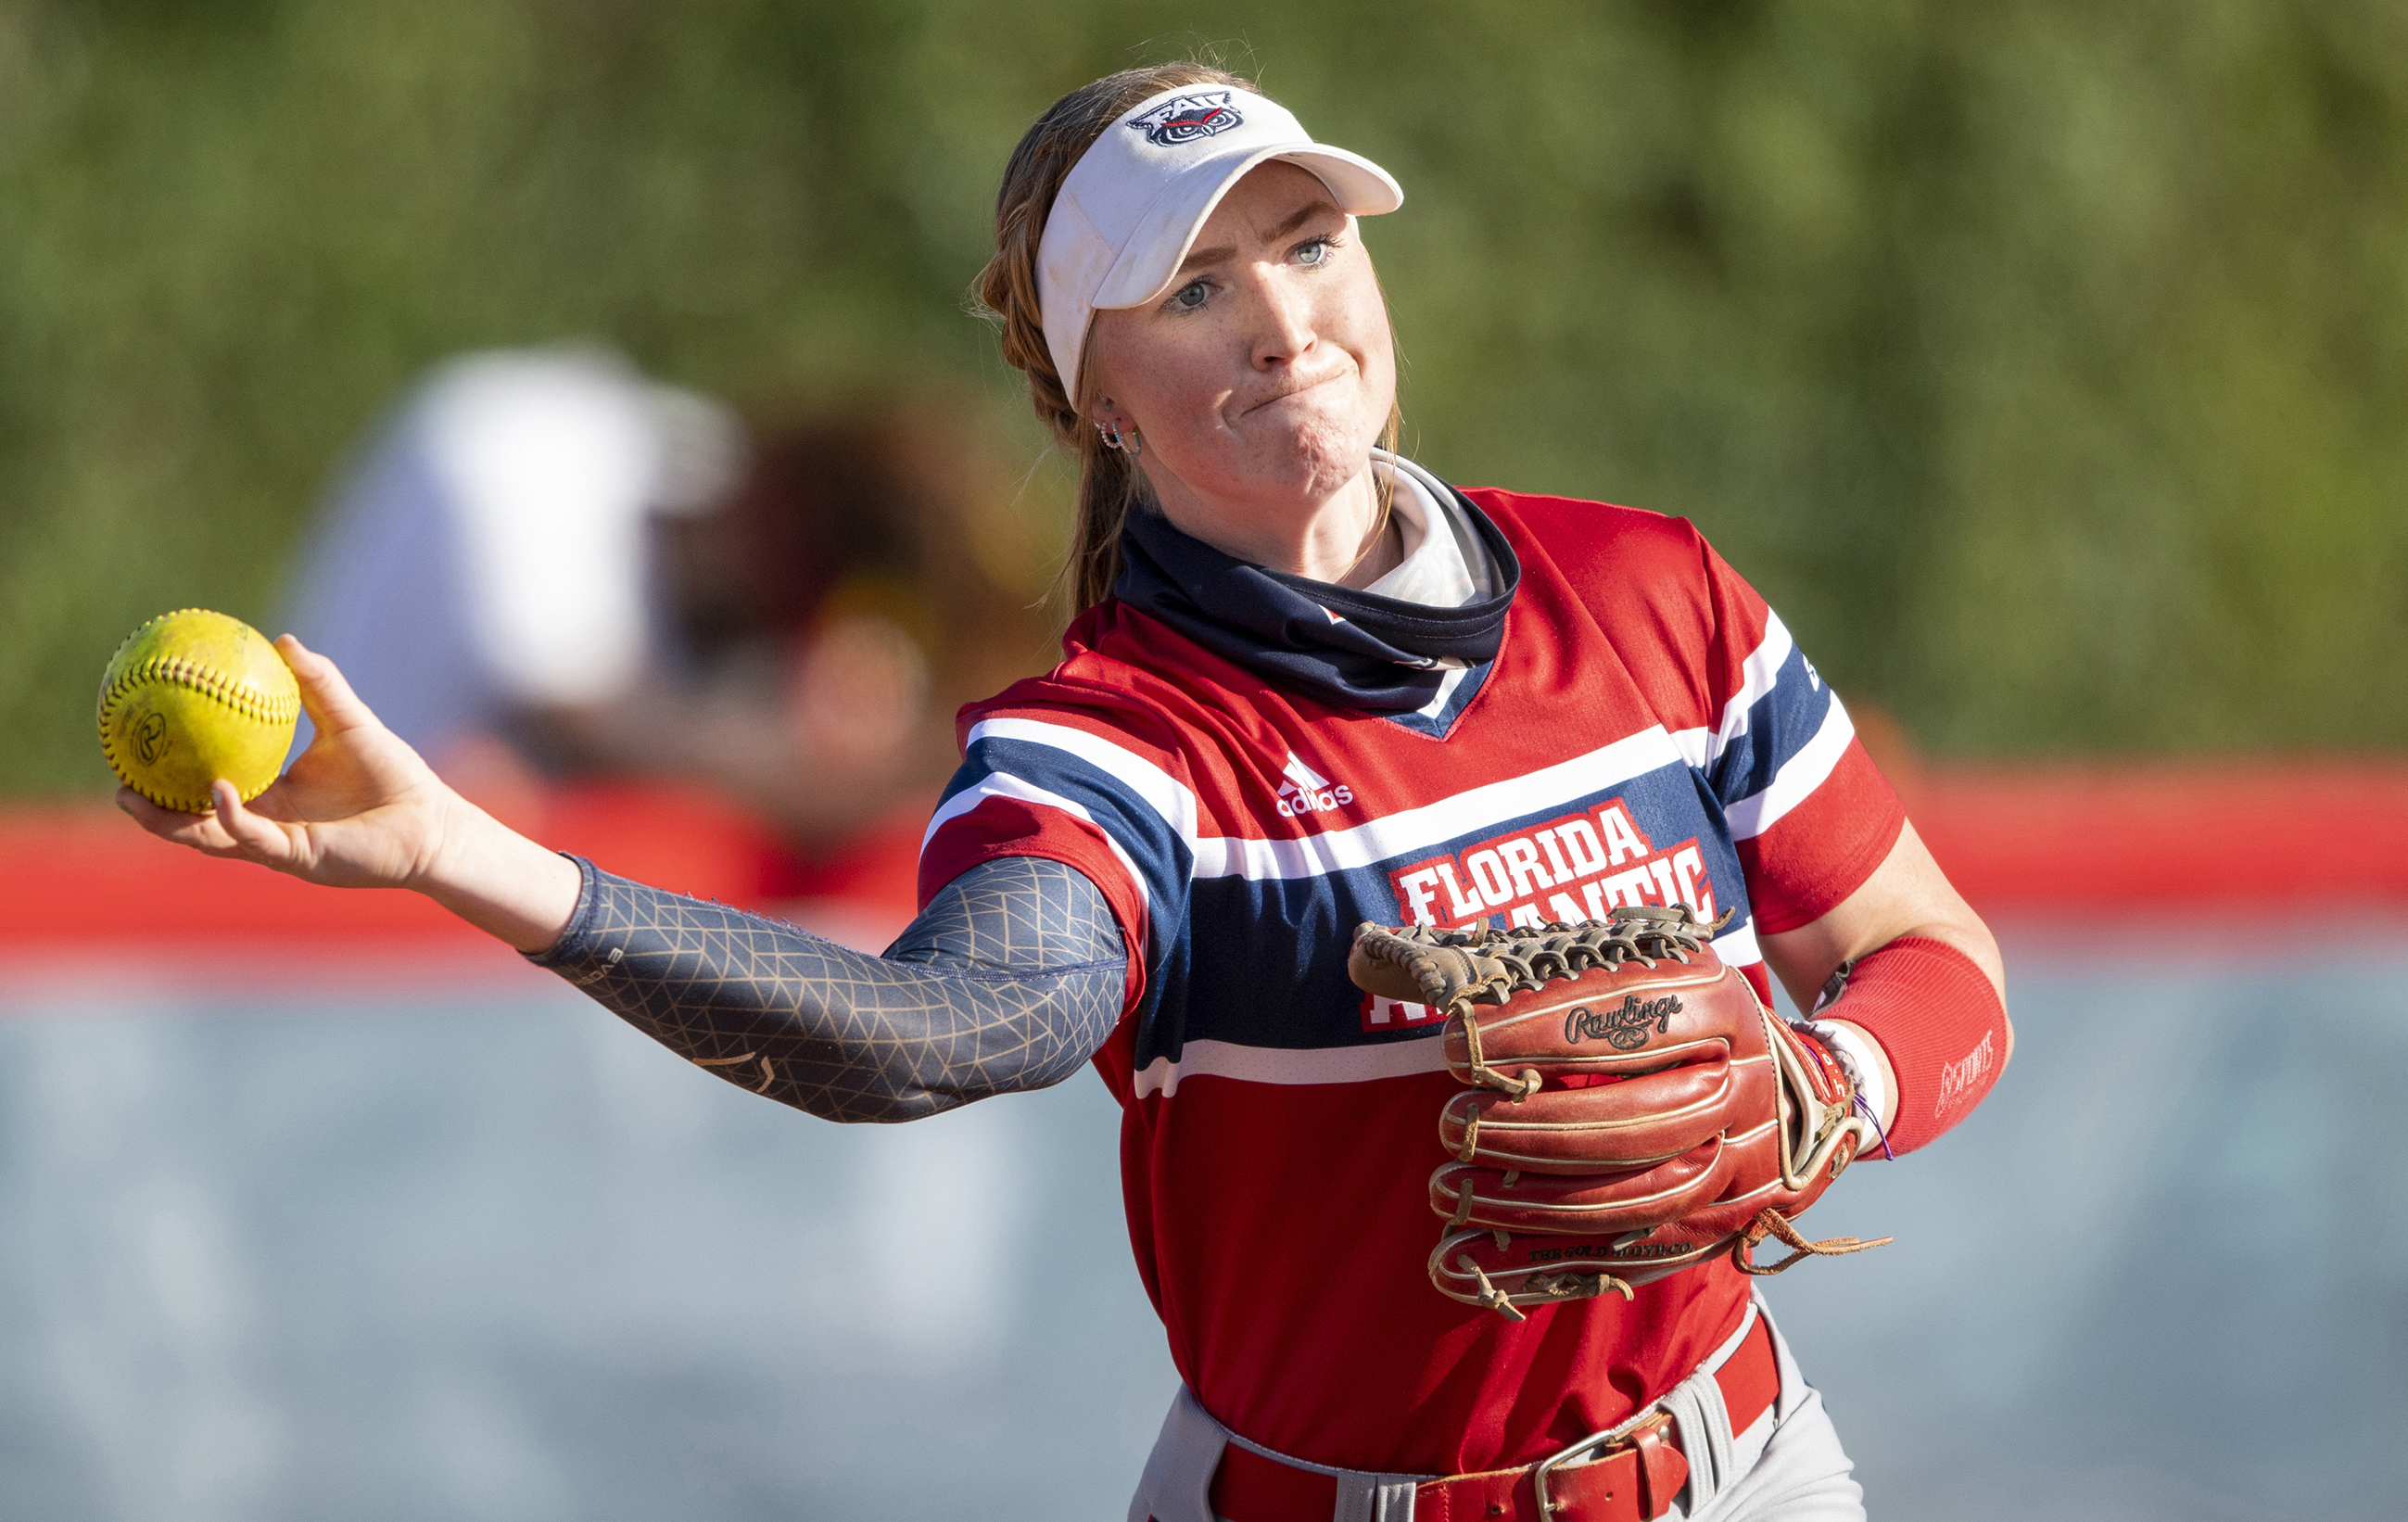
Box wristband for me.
[1802,1019,1895,1158]
[1810,935,2007,1156]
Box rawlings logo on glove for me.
[1565,993,1681,1049]
[1348,907,1891,1321]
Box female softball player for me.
[123,62,2012,1522]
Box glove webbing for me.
[1357,909,1720,1097]
[1386,912,1715,1008]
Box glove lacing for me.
[1362,907,1721,1099]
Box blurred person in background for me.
[284,347,1053,849]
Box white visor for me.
[1034,84,1403,403]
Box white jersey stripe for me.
[1189,726,1687,881]
[1712,920,1763,970]
[1131,936,1771,1096]
[1723,698,1857,842]
[1710,613,1796,767]
[951,704,1836,901]
[965,717,1202,839]
[919,772,1152,912]
[957,714,1692,887]
[1132,1034,1452,1097]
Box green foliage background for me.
[4,0,2403,793]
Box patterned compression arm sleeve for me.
[526,854,1128,1122]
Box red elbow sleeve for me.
[1823,936,2008,1155]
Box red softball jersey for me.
[917,488,1905,1477]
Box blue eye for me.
[1298,238,1329,266]
[1168,280,1210,311]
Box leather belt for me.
[1209,1314,1781,1522]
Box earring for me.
[1095,415,1142,456]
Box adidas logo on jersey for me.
[1274,752,1354,818]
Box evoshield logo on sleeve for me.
[1935,1029,1998,1122]
[1127,92,1244,146]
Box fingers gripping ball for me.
[1350,907,1890,1321]
[98,610,300,812]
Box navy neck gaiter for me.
[1110,485,1520,713]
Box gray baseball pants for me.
[1129,1296,1865,1522]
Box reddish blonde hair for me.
[977,63,1256,611]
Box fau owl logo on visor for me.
[1128,92,1244,146]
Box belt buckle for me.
[1530,1408,1671,1522]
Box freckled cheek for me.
[1357,325,1395,379]
[1341,320,1390,383]
[1120,366,1199,443]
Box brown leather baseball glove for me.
[1350,906,1888,1320]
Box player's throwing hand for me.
[115,635,579,946]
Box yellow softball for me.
[98,609,301,812]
